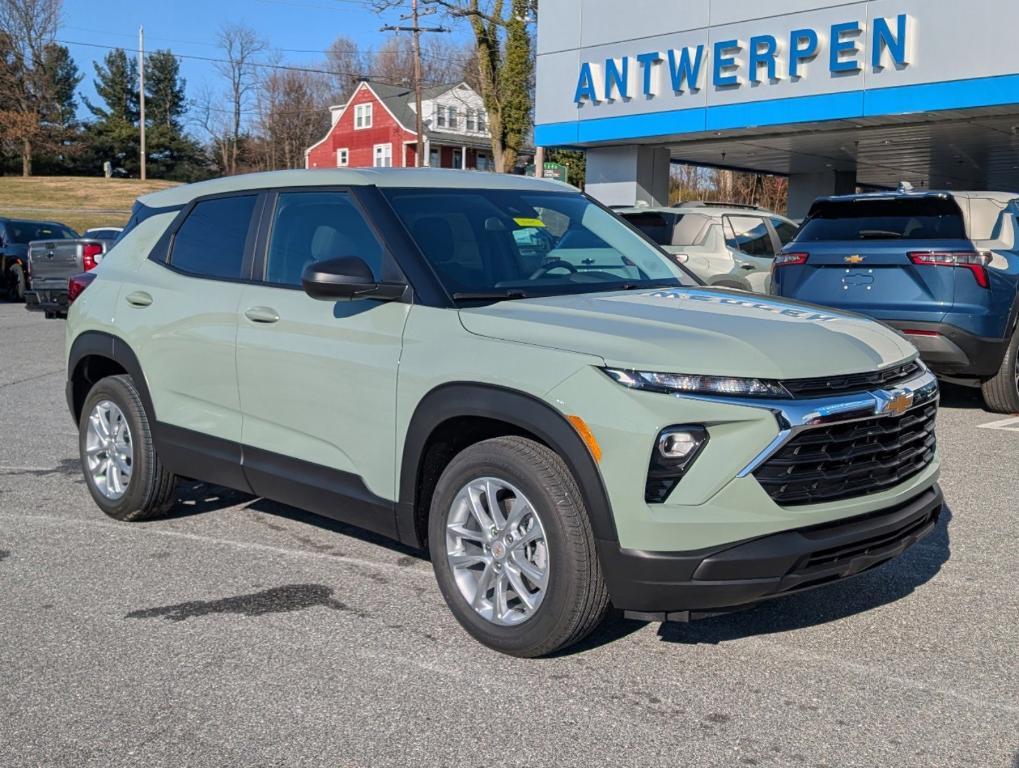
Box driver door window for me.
[723,215,776,258]
[264,191,383,285]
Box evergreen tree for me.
[85,48,139,123]
[143,49,206,181]
[33,42,83,173]
[82,48,139,175]
[40,43,80,126]
[144,49,185,130]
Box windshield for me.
[381,188,697,301]
[7,220,77,243]
[797,198,966,241]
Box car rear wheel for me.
[79,375,177,521]
[428,436,609,657]
[980,326,1019,414]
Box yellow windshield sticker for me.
[513,217,546,228]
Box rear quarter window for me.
[798,198,966,241]
[622,212,673,245]
[169,195,257,280]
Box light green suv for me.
[65,169,943,657]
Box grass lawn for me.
[0,176,179,234]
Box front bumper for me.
[599,483,943,619]
[887,320,1009,378]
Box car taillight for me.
[908,251,991,288]
[82,242,103,271]
[773,252,808,267]
[68,272,97,304]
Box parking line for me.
[977,416,1019,431]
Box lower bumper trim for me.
[886,320,1008,378]
[600,484,943,617]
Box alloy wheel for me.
[445,477,549,626]
[85,400,133,500]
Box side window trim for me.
[161,190,264,284]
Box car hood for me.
[458,287,918,379]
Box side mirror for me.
[301,256,406,302]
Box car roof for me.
[815,190,1018,205]
[139,168,576,208]
[0,217,68,227]
[615,204,791,220]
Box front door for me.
[235,189,409,534]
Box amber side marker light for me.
[567,415,602,463]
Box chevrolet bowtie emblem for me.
[884,391,914,416]
[844,255,866,264]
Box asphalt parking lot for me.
[1,302,1017,768]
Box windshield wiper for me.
[857,229,903,239]
[452,289,530,302]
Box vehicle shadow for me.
[158,481,257,520]
[653,503,953,646]
[244,496,424,560]
[156,481,427,560]
[938,382,985,410]
[153,483,953,653]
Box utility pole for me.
[138,25,146,181]
[381,4,448,167]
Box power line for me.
[60,24,477,65]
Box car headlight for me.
[603,368,790,398]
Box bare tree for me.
[0,0,61,175]
[324,36,369,104]
[253,64,330,170]
[372,0,534,172]
[213,22,267,175]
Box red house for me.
[305,80,497,171]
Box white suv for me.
[618,202,799,293]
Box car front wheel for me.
[428,436,609,657]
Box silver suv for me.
[618,202,799,293]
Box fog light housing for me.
[645,426,709,503]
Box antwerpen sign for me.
[574,13,912,105]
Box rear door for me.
[723,215,776,291]
[772,196,968,323]
[113,193,258,487]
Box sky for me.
[59,0,469,125]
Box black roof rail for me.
[673,201,766,211]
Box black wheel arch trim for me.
[396,382,618,549]
[67,331,156,424]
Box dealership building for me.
[534,0,1019,216]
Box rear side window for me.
[724,215,775,257]
[797,198,966,241]
[772,218,799,245]
[265,191,384,285]
[623,212,673,246]
[170,195,256,280]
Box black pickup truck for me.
[0,217,78,302]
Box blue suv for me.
[772,191,1019,412]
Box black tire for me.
[980,326,1019,413]
[9,264,26,301]
[78,375,177,521]
[428,436,609,657]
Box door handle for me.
[244,306,280,324]
[740,263,756,270]
[125,291,152,307]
